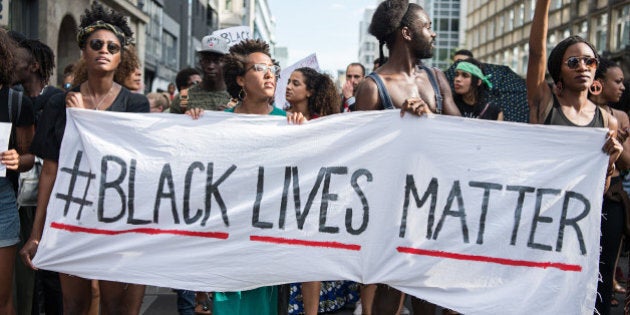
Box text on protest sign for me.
[34,110,607,314]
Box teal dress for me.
[213,105,286,315]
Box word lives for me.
[56,151,372,235]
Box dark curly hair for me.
[23,39,56,84]
[72,46,139,86]
[453,58,489,108]
[547,35,599,84]
[0,29,15,85]
[292,67,340,117]
[369,0,423,61]
[175,67,202,91]
[78,2,134,49]
[611,80,630,112]
[223,39,273,99]
[594,57,618,81]
[114,46,140,84]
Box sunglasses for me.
[247,63,281,76]
[564,56,599,70]
[88,39,121,55]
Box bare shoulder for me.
[611,108,630,129]
[355,75,381,111]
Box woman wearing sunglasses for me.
[588,58,630,310]
[528,1,623,314]
[20,3,149,315]
[189,38,304,315]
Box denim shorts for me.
[0,178,19,247]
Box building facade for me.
[422,0,463,69]
[358,7,380,74]
[357,0,464,72]
[148,0,219,92]
[219,0,275,51]
[465,0,630,77]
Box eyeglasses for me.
[564,56,599,70]
[88,39,121,55]
[247,63,281,76]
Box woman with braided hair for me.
[0,27,36,315]
[20,3,149,314]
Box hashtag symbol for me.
[56,150,96,220]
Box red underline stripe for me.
[397,246,581,272]
[50,222,229,239]
[250,235,361,251]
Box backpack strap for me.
[477,103,491,119]
[599,106,609,128]
[419,65,443,114]
[8,88,23,123]
[7,88,23,150]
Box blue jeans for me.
[0,177,18,247]
[175,289,195,315]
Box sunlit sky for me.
[268,0,378,79]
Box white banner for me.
[212,26,251,47]
[34,109,607,314]
[274,53,320,109]
[0,122,12,176]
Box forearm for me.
[17,153,34,172]
[29,160,57,241]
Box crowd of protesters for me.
[0,0,629,314]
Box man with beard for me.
[170,34,232,113]
[354,1,460,314]
[355,0,459,116]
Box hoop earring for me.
[589,80,603,95]
[238,88,246,100]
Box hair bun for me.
[369,0,409,41]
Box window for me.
[439,19,449,32]
[516,3,525,27]
[576,20,588,39]
[162,32,177,69]
[617,5,630,50]
[497,15,504,36]
[595,14,608,52]
[512,47,519,71]
[521,43,529,75]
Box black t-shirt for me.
[455,98,502,120]
[31,86,150,162]
[30,86,64,125]
[0,86,35,127]
[0,86,35,190]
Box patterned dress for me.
[288,281,360,314]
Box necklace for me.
[86,83,117,110]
